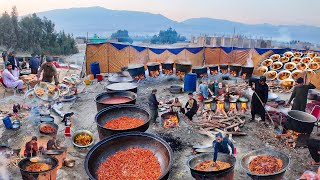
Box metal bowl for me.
[284,62,296,71]
[264,71,277,80]
[270,54,280,61]
[307,52,317,58]
[280,79,295,92]
[293,52,303,58]
[277,70,291,81]
[283,51,294,58]
[84,132,173,180]
[257,67,268,76]
[240,148,290,180]
[95,104,150,140]
[39,122,58,136]
[279,57,289,63]
[262,59,273,67]
[313,57,320,63]
[72,130,94,148]
[291,57,301,64]
[271,62,283,71]
[64,159,76,168]
[297,62,308,71]
[291,70,303,81]
[308,62,320,70]
[302,57,312,64]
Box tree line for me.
[0,6,78,55]
[110,28,186,44]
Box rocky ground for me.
[0,73,317,180]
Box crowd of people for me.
[1,51,59,93]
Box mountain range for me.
[35,6,320,43]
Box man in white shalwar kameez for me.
[2,63,24,92]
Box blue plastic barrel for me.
[184,73,197,92]
[90,62,101,78]
[2,116,13,129]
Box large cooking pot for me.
[84,132,173,180]
[176,63,192,74]
[18,156,59,180]
[127,64,145,78]
[187,153,236,180]
[286,110,317,134]
[95,104,150,140]
[94,91,137,111]
[105,82,138,93]
[240,148,290,180]
[108,75,133,83]
[43,150,66,169]
[39,122,58,136]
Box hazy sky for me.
[1,0,319,26]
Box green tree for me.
[151,28,186,44]
[10,6,19,49]
[111,30,133,44]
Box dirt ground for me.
[0,72,318,180]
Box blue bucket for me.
[2,116,13,129]
[184,73,197,92]
[90,62,101,78]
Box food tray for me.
[58,83,70,96]
[34,83,60,101]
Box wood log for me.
[224,123,240,130]
[213,128,247,136]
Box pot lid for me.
[106,83,137,91]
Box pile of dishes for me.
[259,51,319,91]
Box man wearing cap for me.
[8,51,20,77]
[212,132,235,166]
[37,57,59,85]
[181,93,198,120]
[25,136,38,157]
[287,77,315,111]
[251,76,269,123]
[29,53,40,74]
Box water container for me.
[90,62,100,78]
[184,73,197,92]
[2,116,13,129]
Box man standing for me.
[8,51,20,77]
[2,63,24,93]
[47,136,58,150]
[29,53,40,74]
[37,58,59,85]
[212,132,235,166]
[287,77,315,112]
[148,89,159,124]
[251,76,269,123]
[199,81,209,100]
[181,93,198,120]
[25,136,38,157]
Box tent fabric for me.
[167,48,184,55]
[149,48,166,55]
[85,42,313,74]
[110,43,128,51]
[186,47,203,54]
[131,45,146,52]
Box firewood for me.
[199,128,215,138]
[224,123,240,131]
[213,129,247,136]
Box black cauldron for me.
[147,62,160,77]
[219,64,229,74]
[230,64,242,77]
[241,66,254,79]
[18,156,58,180]
[95,104,150,140]
[208,65,219,75]
[285,110,317,134]
[84,132,173,180]
[192,66,208,78]
[94,91,137,111]
[106,82,138,93]
[162,63,174,74]
[127,64,145,78]
[188,153,236,180]
[176,63,192,74]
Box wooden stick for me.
[224,123,240,130]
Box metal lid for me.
[106,83,137,91]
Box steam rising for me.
[245,50,254,67]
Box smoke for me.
[245,50,254,67]
[274,28,292,42]
[0,154,10,180]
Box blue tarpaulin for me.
[186,47,203,54]
[149,48,166,54]
[132,45,146,52]
[111,43,128,50]
[167,48,184,55]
